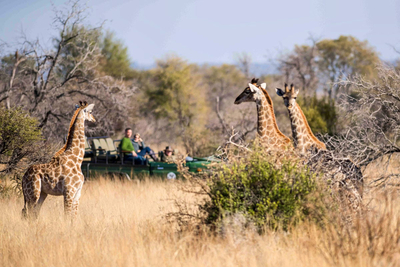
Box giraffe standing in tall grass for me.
[22,101,95,219]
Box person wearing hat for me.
[160,146,174,162]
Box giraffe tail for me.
[21,194,28,219]
[21,169,30,219]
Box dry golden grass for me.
[1,178,400,267]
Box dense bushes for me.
[200,150,323,231]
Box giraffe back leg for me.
[22,173,42,219]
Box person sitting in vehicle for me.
[160,146,175,162]
[119,128,150,165]
[132,133,158,161]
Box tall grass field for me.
[0,178,399,266]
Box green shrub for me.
[201,150,320,231]
[0,107,42,173]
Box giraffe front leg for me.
[63,189,76,218]
[71,183,83,219]
[34,192,48,215]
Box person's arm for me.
[120,138,137,156]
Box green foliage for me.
[201,150,319,231]
[0,107,42,173]
[146,56,206,122]
[144,56,209,155]
[100,31,135,79]
[317,35,379,79]
[298,96,338,135]
[204,64,246,93]
[316,35,380,99]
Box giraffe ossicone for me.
[22,101,95,219]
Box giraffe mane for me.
[295,102,326,149]
[53,103,88,158]
[259,86,291,143]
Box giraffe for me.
[234,78,292,150]
[21,101,95,219]
[275,83,326,154]
[276,84,363,212]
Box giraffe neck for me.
[54,109,85,160]
[287,102,326,152]
[256,90,291,146]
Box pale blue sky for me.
[1,0,400,65]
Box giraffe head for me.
[275,83,299,109]
[83,104,96,122]
[234,78,267,105]
[76,101,96,122]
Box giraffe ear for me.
[260,83,266,89]
[275,88,285,96]
[248,83,258,92]
[85,104,95,112]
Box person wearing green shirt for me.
[120,128,158,164]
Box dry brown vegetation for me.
[1,177,400,267]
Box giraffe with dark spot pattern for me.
[276,84,363,212]
[234,78,293,151]
[275,83,326,153]
[21,101,95,219]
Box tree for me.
[0,1,133,139]
[316,35,380,100]
[235,52,252,80]
[326,64,400,165]
[278,36,380,101]
[202,64,249,137]
[144,56,209,155]
[100,31,135,79]
[278,41,319,102]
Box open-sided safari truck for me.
[81,137,217,180]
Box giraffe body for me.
[287,102,326,153]
[235,79,292,151]
[22,102,95,219]
[276,84,325,153]
[276,84,362,211]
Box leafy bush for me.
[200,150,321,231]
[0,107,42,173]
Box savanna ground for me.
[1,177,400,267]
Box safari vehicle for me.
[81,137,217,180]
